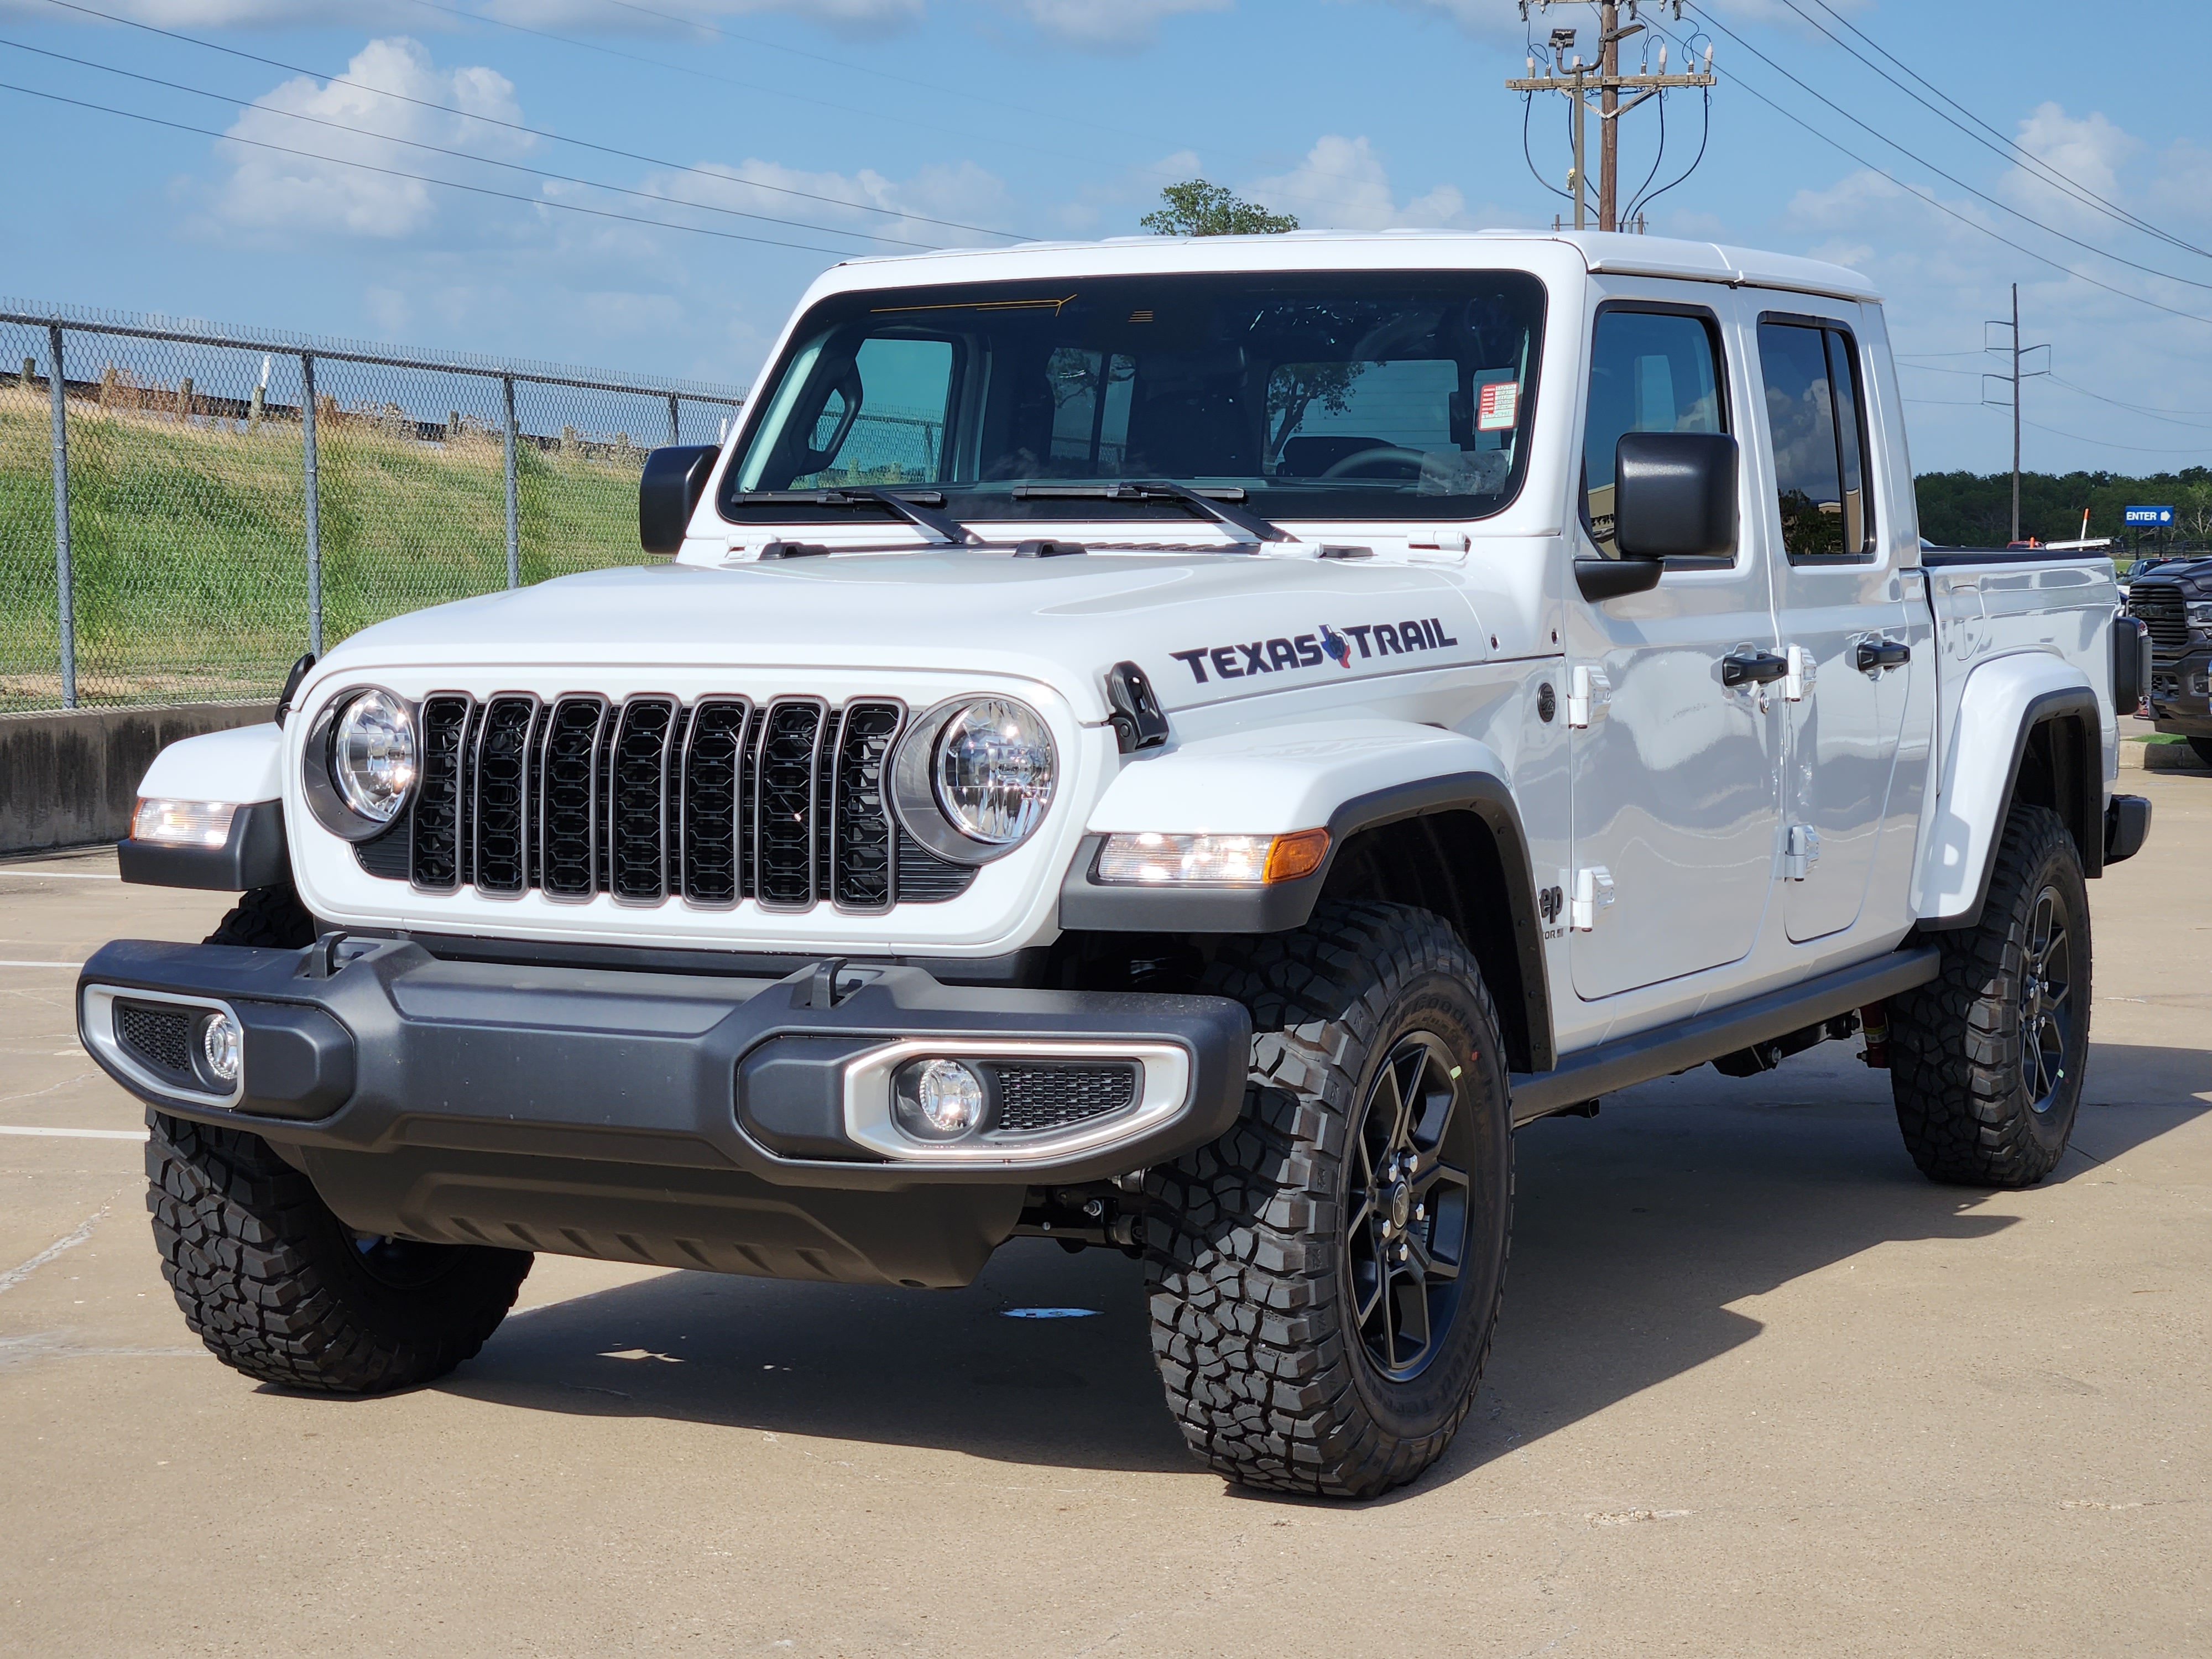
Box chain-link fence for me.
[1,300,745,712]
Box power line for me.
[1791,0,2211,263]
[2047,375,2212,428]
[1641,14,2212,331]
[2022,418,2209,455]
[399,0,1407,226]
[32,0,1029,241]
[1680,3,2212,296]
[0,35,936,250]
[0,79,863,256]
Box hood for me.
[318,552,1493,717]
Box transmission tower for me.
[1509,0,1715,232]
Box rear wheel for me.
[147,1112,531,1392]
[1144,901,1512,1499]
[1888,804,2090,1187]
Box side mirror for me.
[1614,430,1738,557]
[639,444,720,555]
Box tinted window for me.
[1582,309,1725,553]
[1758,320,1874,559]
[722,272,1547,526]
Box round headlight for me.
[330,689,418,825]
[933,698,1056,847]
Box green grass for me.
[0,385,655,711]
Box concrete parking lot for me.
[2,772,2205,1658]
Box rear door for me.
[1567,290,1783,1001]
[1752,307,1918,943]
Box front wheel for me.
[1144,901,1512,1499]
[148,1112,531,1392]
[1888,804,2091,1186]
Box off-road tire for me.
[1145,900,1512,1500]
[147,1111,531,1392]
[2189,735,2212,770]
[204,884,316,950]
[1889,804,2090,1187]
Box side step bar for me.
[1508,944,1942,1125]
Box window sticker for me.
[1477,379,1521,431]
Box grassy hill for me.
[1,384,652,710]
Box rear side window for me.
[1582,307,1726,554]
[1757,319,1875,560]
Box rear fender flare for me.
[1916,655,2102,930]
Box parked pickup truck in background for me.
[2126,554,2212,765]
[87,231,2152,1499]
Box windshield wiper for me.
[1011,481,1293,545]
[736,487,979,546]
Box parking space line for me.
[0,961,87,970]
[0,1126,148,1141]
[0,1206,111,1296]
[0,870,118,880]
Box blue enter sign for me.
[2124,505,2174,526]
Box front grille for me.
[361,690,977,911]
[115,1000,195,1081]
[992,1063,1138,1135]
[2130,584,2190,656]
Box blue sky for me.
[1,0,2208,476]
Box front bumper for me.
[2148,645,2212,734]
[79,938,1250,1287]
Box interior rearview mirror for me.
[639,445,721,555]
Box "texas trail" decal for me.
[1169,618,1463,684]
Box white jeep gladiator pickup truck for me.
[86,231,2154,1499]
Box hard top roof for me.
[814,228,1881,305]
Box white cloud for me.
[1996,102,2141,234]
[653,155,1018,251]
[1249,134,1473,231]
[994,0,1229,50]
[212,37,532,241]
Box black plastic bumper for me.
[2104,794,2152,865]
[77,938,1251,1288]
[2147,646,2211,733]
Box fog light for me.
[895,1058,987,1141]
[200,1011,242,1084]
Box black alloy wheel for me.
[1345,1033,1473,1383]
[2018,883,2075,1113]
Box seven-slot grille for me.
[364,692,975,911]
[2128,584,2189,656]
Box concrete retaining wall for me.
[0,703,276,855]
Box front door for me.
[1752,311,1918,943]
[1567,295,1783,1001]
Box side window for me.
[1757,320,1875,560]
[1582,308,1725,554]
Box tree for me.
[1141,179,1298,237]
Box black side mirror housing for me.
[1613,430,1738,558]
[639,444,720,555]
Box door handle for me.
[1854,637,1912,673]
[1721,649,1791,688]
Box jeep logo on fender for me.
[1170,618,1462,684]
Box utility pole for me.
[1510,1,1715,233]
[1982,283,2049,544]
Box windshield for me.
[720,271,1546,528]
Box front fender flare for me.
[1059,718,1552,1065]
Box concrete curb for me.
[2120,740,2210,773]
[0,703,275,855]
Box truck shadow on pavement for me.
[442,1041,2210,1493]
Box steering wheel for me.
[1320,445,1430,480]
